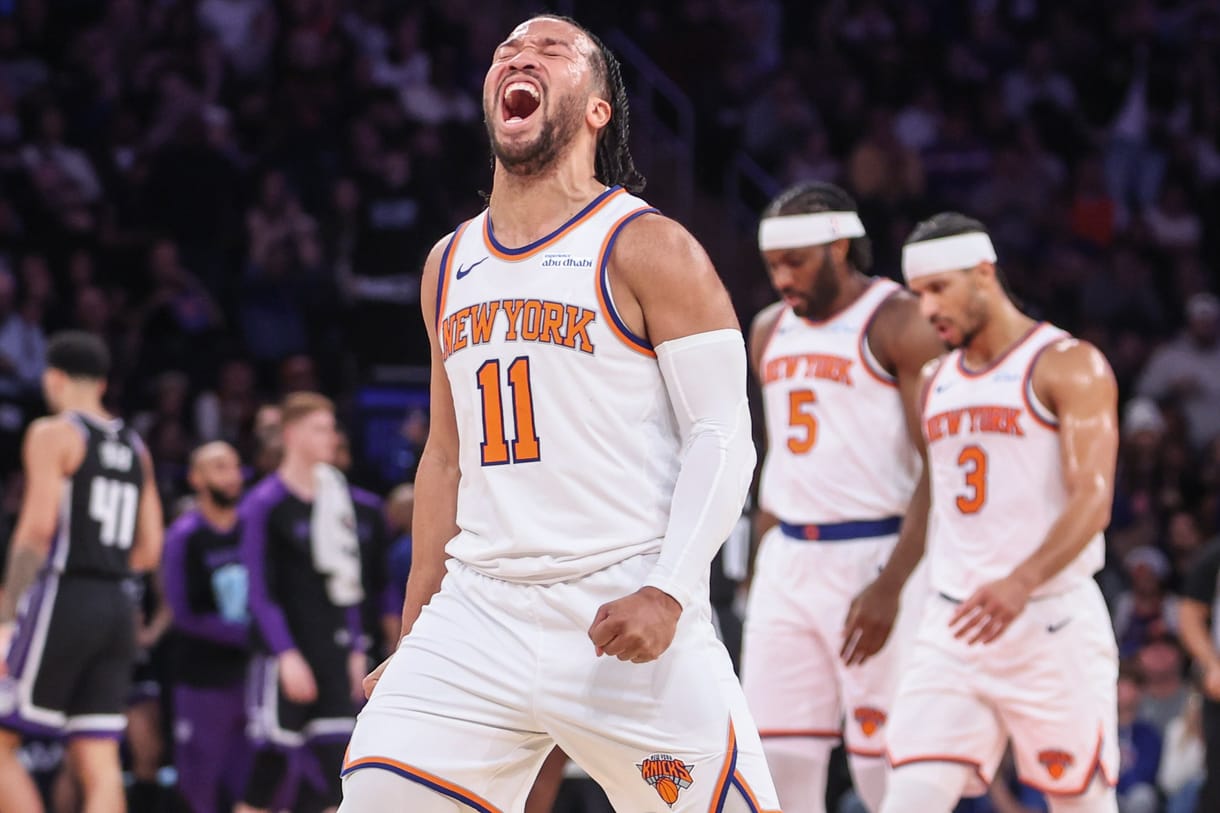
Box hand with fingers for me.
[949,574,1035,645]
[588,587,682,664]
[841,578,900,666]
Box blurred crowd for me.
[0,0,1218,811]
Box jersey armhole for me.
[858,289,900,387]
[1022,341,1060,430]
[594,206,659,358]
[434,220,473,332]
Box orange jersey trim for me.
[857,286,900,387]
[708,721,738,813]
[758,728,842,740]
[483,186,626,261]
[1021,337,1061,431]
[341,755,503,813]
[845,746,887,759]
[595,206,658,358]
[436,220,474,331]
[888,750,990,788]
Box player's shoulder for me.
[610,211,709,274]
[238,474,290,517]
[25,414,86,452]
[749,302,786,346]
[1033,333,1114,381]
[166,509,204,542]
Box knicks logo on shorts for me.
[637,753,694,807]
[1038,749,1075,780]
[853,706,887,737]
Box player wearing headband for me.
[875,213,1120,812]
[741,182,942,812]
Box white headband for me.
[758,211,867,251]
[902,232,997,283]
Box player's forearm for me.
[1009,485,1110,592]
[399,449,458,637]
[875,468,929,591]
[0,542,47,623]
[1178,600,1220,672]
[646,330,755,609]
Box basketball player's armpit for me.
[645,329,756,609]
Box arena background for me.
[0,0,1216,811]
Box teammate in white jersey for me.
[867,213,1120,813]
[339,15,779,813]
[740,182,942,813]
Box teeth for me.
[504,81,540,100]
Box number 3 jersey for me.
[435,186,685,584]
[757,279,920,525]
[921,323,1103,600]
[56,412,146,578]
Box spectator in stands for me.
[1138,292,1220,450]
[1159,691,1205,813]
[1179,537,1220,813]
[1116,663,1163,813]
[1113,546,1179,659]
[1138,637,1190,735]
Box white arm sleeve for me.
[644,328,756,609]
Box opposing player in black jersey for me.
[239,392,366,813]
[0,331,163,813]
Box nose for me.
[504,49,540,74]
[768,263,792,290]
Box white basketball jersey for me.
[922,323,1104,599]
[758,279,920,524]
[435,186,683,584]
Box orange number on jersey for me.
[477,357,540,465]
[956,445,988,514]
[787,389,818,454]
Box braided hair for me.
[539,15,645,193]
[762,181,873,272]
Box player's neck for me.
[487,158,606,247]
[961,301,1037,369]
[198,500,238,532]
[277,455,319,501]
[56,391,107,421]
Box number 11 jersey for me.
[435,187,684,585]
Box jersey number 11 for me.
[477,357,541,466]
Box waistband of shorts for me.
[55,568,129,582]
[779,516,902,542]
[936,585,1079,604]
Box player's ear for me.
[828,237,851,266]
[973,260,997,287]
[587,95,611,130]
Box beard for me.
[207,485,240,509]
[791,248,840,320]
[486,91,585,178]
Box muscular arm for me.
[866,296,943,593]
[0,419,80,623]
[611,214,754,609]
[951,339,1118,645]
[746,304,784,571]
[400,236,461,639]
[129,445,164,573]
[842,295,944,664]
[1009,340,1118,590]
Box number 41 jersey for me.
[436,186,684,585]
[55,412,146,578]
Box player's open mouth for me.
[502,80,542,125]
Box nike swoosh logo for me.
[1046,618,1072,633]
[455,257,488,280]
